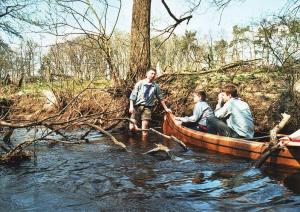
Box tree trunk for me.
[128,0,151,85]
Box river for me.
[1,128,300,211]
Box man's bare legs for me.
[129,118,149,138]
[141,120,149,136]
[129,119,138,132]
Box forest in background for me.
[1,17,299,88]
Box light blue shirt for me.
[129,79,164,107]
[180,101,214,126]
[214,98,254,138]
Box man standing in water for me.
[129,68,171,137]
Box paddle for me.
[254,113,291,168]
[254,140,288,168]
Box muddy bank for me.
[1,87,128,130]
[1,66,299,132]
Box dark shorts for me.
[130,105,152,121]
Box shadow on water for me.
[1,129,300,211]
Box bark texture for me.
[129,0,151,84]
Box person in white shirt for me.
[207,83,254,139]
[175,90,214,132]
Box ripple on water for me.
[1,131,300,211]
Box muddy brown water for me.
[1,128,300,211]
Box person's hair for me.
[148,68,157,73]
[224,83,238,97]
[194,90,206,101]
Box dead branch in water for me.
[86,123,127,151]
[0,80,129,163]
[42,138,88,145]
[0,115,128,163]
[143,143,171,158]
[0,124,70,163]
[148,128,188,151]
[134,127,187,151]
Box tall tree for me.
[128,0,199,84]
[128,0,151,84]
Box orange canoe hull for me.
[163,113,300,168]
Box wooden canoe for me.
[163,112,300,168]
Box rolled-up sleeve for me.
[181,102,202,122]
[181,114,197,123]
[214,101,231,118]
[155,84,164,101]
[129,82,141,101]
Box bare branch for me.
[86,123,127,151]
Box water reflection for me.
[1,130,300,210]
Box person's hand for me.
[174,117,182,124]
[129,107,135,114]
[218,92,226,104]
[165,108,172,113]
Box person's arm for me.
[129,99,135,114]
[215,92,225,110]
[129,81,141,114]
[160,99,172,113]
[155,84,171,113]
[214,100,231,119]
[180,102,202,123]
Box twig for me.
[43,124,69,140]
[86,123,127,151]
[42,138,88,145]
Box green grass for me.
[0,77,112,97]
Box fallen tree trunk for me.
[156,59,261,80]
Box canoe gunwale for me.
[163,112,300,168]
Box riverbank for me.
[1,65,299,132]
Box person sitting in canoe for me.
[207,83,254,139]
[175,90,214,132]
